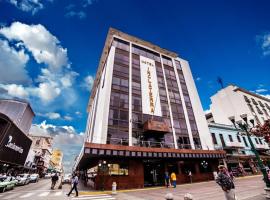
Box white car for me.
[16,174,30,185]
[62,174,71,184]
[44,173,51,179]
[30,174,39,182]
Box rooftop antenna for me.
[217,76,224,89]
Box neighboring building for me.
[28,135,53,176]
[74,28,225,190]
[210,85,270,126]
[208,121,270,176]
[0,99,34,175]
[50,149,63,173]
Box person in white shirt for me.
[67,174,79,197]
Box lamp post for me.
[98,160,110,191]
[229,115,270,188]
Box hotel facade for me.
[75,28,225,190]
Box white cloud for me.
[64,115,73,121]
[0,22,69,71]
[255,88,268,93]
[82,0,94,7]
[0,39,30,84]
[204,109,211,114]
[29,121,84,172]
[65,11,87,19]
[261,94,270,100]
[8,0,45,15]
[196,77,201,81]
[0,84,29,98]
[37,112,61,119]
[257,33,270,56]
[82,75,94,91]
[0,22,78,104]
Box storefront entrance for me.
[143,160,164,187]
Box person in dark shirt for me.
[51,173,59,189]
[216,165,237,200]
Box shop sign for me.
[5,135,23,154]
[140,56,162,116]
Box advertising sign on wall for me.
[0,115,32,166]
[140,56,162,116]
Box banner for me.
[140,56,162,116]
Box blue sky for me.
[0,0,270,171]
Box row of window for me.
[211,132,263,147]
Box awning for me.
[77,142,226,170]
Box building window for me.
[251,98,258,105]
[247,104,255,113]
[256,106,263,115]
[254,138,259,144]
[243,95,251,103]
[36,139,40,146]
[237,135,241,143]
[108,163,129,176]
[258,101,265,107]
[219,134,226,147]
[211,133,217,145]
[228,135,233,142]
[259,138,263,145]
[242,137,248,147]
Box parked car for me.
[62,174,71,184]
[30,174,39,182]
[16,174,30,185]
[44,173,51,179]
[0,177,17,192]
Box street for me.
[0,175,266,200]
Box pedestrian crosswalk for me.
[1,190,66,199]
[72,194,116,200]
[0,191,116,199]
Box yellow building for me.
[50,149,63,172]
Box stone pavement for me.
[92,175,267,200]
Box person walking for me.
[170,172,177,188]
[51,173,59,190]
[164,171,170,188]
[67,174,79,197]
[216,165,237,200]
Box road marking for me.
[38,191,50,197]
[20,192,34,198]
[72,194,115,200]
[54,191,62,196]
[72,198,115,200]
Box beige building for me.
[50,149,63,172]
[28,135,53,174]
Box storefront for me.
[76,142,225,190]
[0,113,32,175]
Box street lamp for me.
[98,160,110,191]
[229,115,270,188]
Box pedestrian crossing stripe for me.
[72,194,115,200]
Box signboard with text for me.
[0,116,32,166]
[140,56,162,116]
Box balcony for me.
[214,144,223,150]
[254,143,269,150]
[224,141,245,149]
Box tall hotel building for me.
[75,28,225,190]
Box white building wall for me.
[91,46,116,144]
[210,85,270,126]
[179,58,214,150]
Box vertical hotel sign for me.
[140,56,162,116]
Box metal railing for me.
[107,138,201,149]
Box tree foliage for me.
[252,120,270,142]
